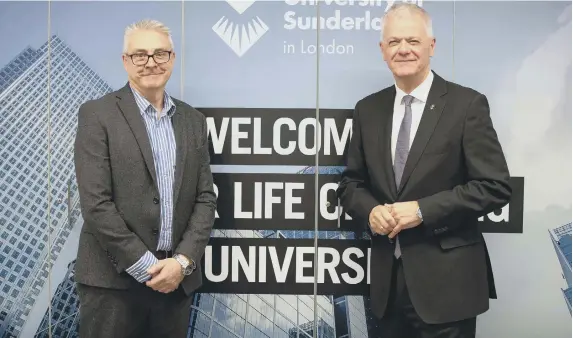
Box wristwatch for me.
[416,207,424,222]
[173,254,195,276]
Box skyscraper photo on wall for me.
[0,1,571,338]
[549,223,572,314]
[0,36,113,338]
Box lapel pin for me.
[430,104,435,110]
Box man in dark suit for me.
[73,19,216,338]
[337,3,512,338]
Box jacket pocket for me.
[439,233,482,250]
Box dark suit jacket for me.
[337,72,512,324]
[73,83,217,296]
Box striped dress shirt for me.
[124,86,177,283]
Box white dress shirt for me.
[391,70,434,165]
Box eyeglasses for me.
[126,51,172,66]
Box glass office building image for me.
[0,36,113,337]
[34,260,80,338]
[549,222,572,314]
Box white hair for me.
[123,19,174,53]
[380,3,433,41]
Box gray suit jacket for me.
[73,83,216,295]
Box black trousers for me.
[373,258,477,338]
[76,281,194,338]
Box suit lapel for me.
[376,87,398,199]
[172,103,188,204]
[116,85,158,186]
[397,74,448,195]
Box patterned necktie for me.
[393,94,414,258]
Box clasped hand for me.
[368,201,422,238]
[146,258,184,293]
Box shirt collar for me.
[130,84,176,118]
[395,70,434,104]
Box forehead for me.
[126,30,171,52]
[383,12,428,39]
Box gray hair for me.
[123,19,174,53]
[381,2,433,41]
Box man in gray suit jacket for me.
[73,19,216,338]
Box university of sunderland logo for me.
[213,0,269,57]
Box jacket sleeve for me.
[417,93,512,235]
[336,102,380,226]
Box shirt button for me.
[153,197,159,204]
